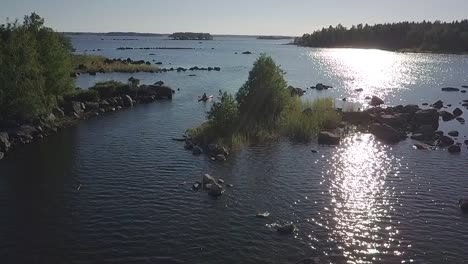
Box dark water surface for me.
[1,36,468,264]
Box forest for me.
[294,20,468,53]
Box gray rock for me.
[370,96,384,106]
[208,182,225,197]
[370,123,406,143]
[439,135,455,146]
[414,109,439,129]
[215,154,226,161]
[52,107,65,118]
[217,179,225,184]
[448,131,459,137]
[448,144,461,153]
[318,132,340,145]
[64,101,83,116]
[202,174,216,186]
[431,100,444,109]
[0,152,3,160]
[453,108,463,117]
[85,102,100,111]
[440,111,456,121]
[121,95,133,107]
[441,87,460,92]
[414,142,432,150]
[192,181,201,190]
[192,146,203,156]
[0,132,11,152]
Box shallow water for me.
[1,35,468,264]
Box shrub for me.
[207,91,239,136]
[73,89,100,102]
[90,81,129,99]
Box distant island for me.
[169,32,213,40]
[294,20,468,54]
[257,36,294,40]
[64,32,167,37]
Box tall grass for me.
[188,97,341,147]
[281,97,341,142]
[72,55,158,73]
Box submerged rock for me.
[192,181,201,190]
[460,199,468,212]
[439,135,455,146]
[207,182,225,197]
[318,132,340,145]
[441,87,460,92]
[414,142,432,150]
[277,223,296,234]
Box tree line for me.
[294,20,468,53]
[0,13,73,123]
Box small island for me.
[257,35,294,40]
[169,32,213,40]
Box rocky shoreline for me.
[0,86,175,161]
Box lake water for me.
[1,35,468,264]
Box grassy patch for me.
[280,97,341,142]
[72,54,158,73]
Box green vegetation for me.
[170,32,213,40]
[295,20,468,53]
[72,55,158,74]
[188,54,341,147]
[0,13,74,122]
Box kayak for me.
[198,95,213,102]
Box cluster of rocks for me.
[117,47,195,50]
[340,99,466,153]
[310,83,333,91]
[164,66,221,72]
[83,49,102,52]
[0,86,175,161]
[184,140,229,162]
[103,58,152,65]
[441,86,468,93]
[288,86,306,96]
[192,174,226,197]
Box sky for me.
[1,0,467,36]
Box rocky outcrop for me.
[413,109,439,130]
[439,135,455,146]
[288,86,305,96]
[63,101,83,116]
[448,131,459,137]
[370,123,406,143]
[201,174,225,197]
[431,100,444,109]
[313,83,332,90]
[276,223,296,234]
[318,132,340,145]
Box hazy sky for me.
[1,0,467,35]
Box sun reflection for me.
[318,133,403,263]
[310,48,417,104]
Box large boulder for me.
[121,95,133,107]
[413,109,439,130]
[63,101,83,116]
[342,111,372,125]
[448,144,461,153]
[202,174,216,186]
[207,182,225,197]
[287,86,305,96]
[10,125,39,142]
[402,104,421,114]
[431,100,444,109]
[439,135,455,146]
[448,131,459,137]
[192,146,203,156]
[370,96,384,106]
[0,132,10,152]
[85,102,100,111]
[377,114,407,128]
[440,111,456,122]
[453,108,463,117]
[318,132,340,145]
[370,123,407,143]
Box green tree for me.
[208,91,239,135]
[0,13,74,122]
[236,54,289,128]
